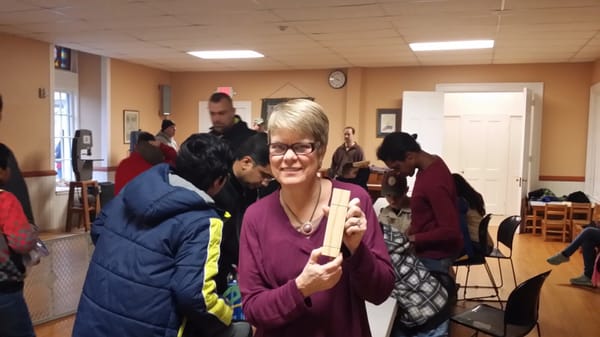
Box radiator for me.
[23,233,93,324]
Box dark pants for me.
[0,289,35,337]
[183,314,251,337]
[562,226,600,278]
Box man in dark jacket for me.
[213,133,272,293]
[208,92,278,200]
[72,134,250,337]
[208,92,256,150]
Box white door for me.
[198,100,252,132]
[403,90,529,215]
[401,91,444,192]
[510,88,534,214]
[459,114,509,214]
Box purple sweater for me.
[409,157,463,259]
[238,180,395,337]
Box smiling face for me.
[269,129,323,187]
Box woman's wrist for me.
[295,275,311,297]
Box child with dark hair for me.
[73,133,251,337]
[379,173,452,337]
[452,173,492,254]
[378,171,412,234]
[0,144,38,337]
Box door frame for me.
[436,82,543,194]
[585,83,600,201]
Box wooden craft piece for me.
[352,160,370,168]
[322,188,351,258]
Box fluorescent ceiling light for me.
[409,40,494,51]
[187,50,264,59]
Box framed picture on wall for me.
[260,97,314,131]
[123,109,139,144]
[376,108,401,138]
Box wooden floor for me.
[34,217,600,337]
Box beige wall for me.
[109,59,171,166]
[0,32,596,231]
[593,60,600,85]
[0,33,51,171]
[171,69,347,164]
[172,63,592,178]
[0,31,594,180]
[359,63,593,178]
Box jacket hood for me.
[136,142,165,165]
[121,164,217,226]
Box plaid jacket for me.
[0,190,37,283]
[382,223,448,328]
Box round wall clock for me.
[328,70,347,89]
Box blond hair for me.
[268,99,329,157]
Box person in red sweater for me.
[0,144,38,337]
[114,131,177,194]
[377,132,463,274]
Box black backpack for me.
[566,191,590,203]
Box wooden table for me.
[527,201,594,239]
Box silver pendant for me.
[301,223,313,235]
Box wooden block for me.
[352,160,370,168]
[322,188,351,258]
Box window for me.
[54,46,71,71]
[54,90,75,187]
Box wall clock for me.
[328,70,347,89]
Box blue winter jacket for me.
[72,164,232,337]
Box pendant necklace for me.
[281,181,322,235]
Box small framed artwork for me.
[260,97,314,130]
[376,108,401,138]
[123,109,139,144]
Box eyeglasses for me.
[268,142,319,156]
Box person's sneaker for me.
[547,252,569,265]
[570,274,593,287]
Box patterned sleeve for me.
[0,191,37,254]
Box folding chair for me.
[451,270,551,337]
[487,215,521,289]
[453,214,502,305]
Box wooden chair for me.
[521,197,535,234]
[541,203,569,242]
[591,203,600,226]
[65,180,100,232]
[569,202,592,241]
[521,197,543,234]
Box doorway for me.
[402,83,543,216]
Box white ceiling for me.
[1,0,599,72]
